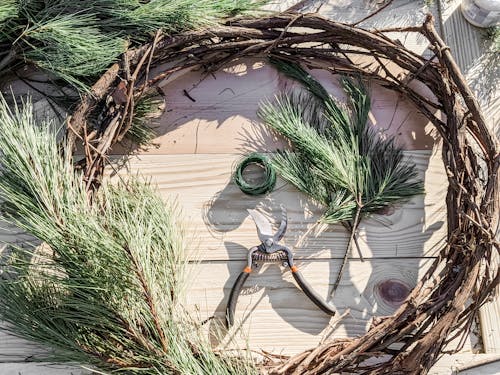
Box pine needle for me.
[22,13,127,92]
[1,0,267,90]
[107,0,268,37]
[0,0,17,24]
[259,60,423,297]
[127,94,164,148]
[0,94,257,374]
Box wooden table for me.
[0,1,498,374]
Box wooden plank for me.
[458,359,500,375]
[186,258,437,354]
[478,251,500,354]
[2,355,498,375]
[440,0,484,74]
[430,353,500,375]
[106,150,447,260]
[0,258,443,359]
[112,58,437,156]
[0,329,47,363]
[0,363,88,375]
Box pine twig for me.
[124,245,169,353]
[351,0,395,27]
[331,204,362,298]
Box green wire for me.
[233,153,276,196]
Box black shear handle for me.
[291,267,336,316]
[226,269,250,327]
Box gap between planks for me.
[105,150,448,262]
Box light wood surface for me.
[0,363,88,375]
[431,353,500,375]
[106,151,447,261]
[440,0,500,356]
[1,0,498,373]
[186,259,435,354]
[478,252,500,354]
[113,59,437,155]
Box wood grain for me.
[3,354,499,375]
[0,329,47,363]
[184,258,465,355]
[0,363,88,375]
[0,258,441,360]
[2,0,492,372]
[189,258,433,354]
[478,253,500,354]
[106,150,447,260]
[112,58,437,156]
[430,353,500,375]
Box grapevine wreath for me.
[3,10,498,375]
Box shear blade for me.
[247,208,288,243]
[247,209,273,242]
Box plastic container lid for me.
[461,0,500,28]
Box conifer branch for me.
[258,60,423,294]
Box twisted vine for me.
[67,12,499,375]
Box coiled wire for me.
[233,153,276,195]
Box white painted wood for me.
[478,252,500,354]
[458,360,500,375]
[0,329,47,363]
[430,353,500,375]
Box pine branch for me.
[259,60,424,296]
[125,93,162,148]
[0,0,267,91]
[0,95,257,374]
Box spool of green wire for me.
[233,153,276,195]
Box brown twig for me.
[351,0,395,27]
[330,204,362,299]
[124,245,169,354]
[66,12,499,375]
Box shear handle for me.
[226,247,258,327]
[284,248,335,316]
[291,268,336,316]
[226,270,250,327]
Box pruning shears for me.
[226,208,336,327]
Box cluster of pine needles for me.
[0,0,265,92]
[259,59,424,294]
[0,95,256,374]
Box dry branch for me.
[67,12,499,375]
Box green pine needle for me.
[126,94,163,148]
[1,0,267,91]
[259,60,423,295]
[108,0,267,36]
[0,0,17,23]
[260,60,423,225]
[22,13,127,92]
[0,94,256,374]
[0,0,18,43]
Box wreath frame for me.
[66,12,499,375]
